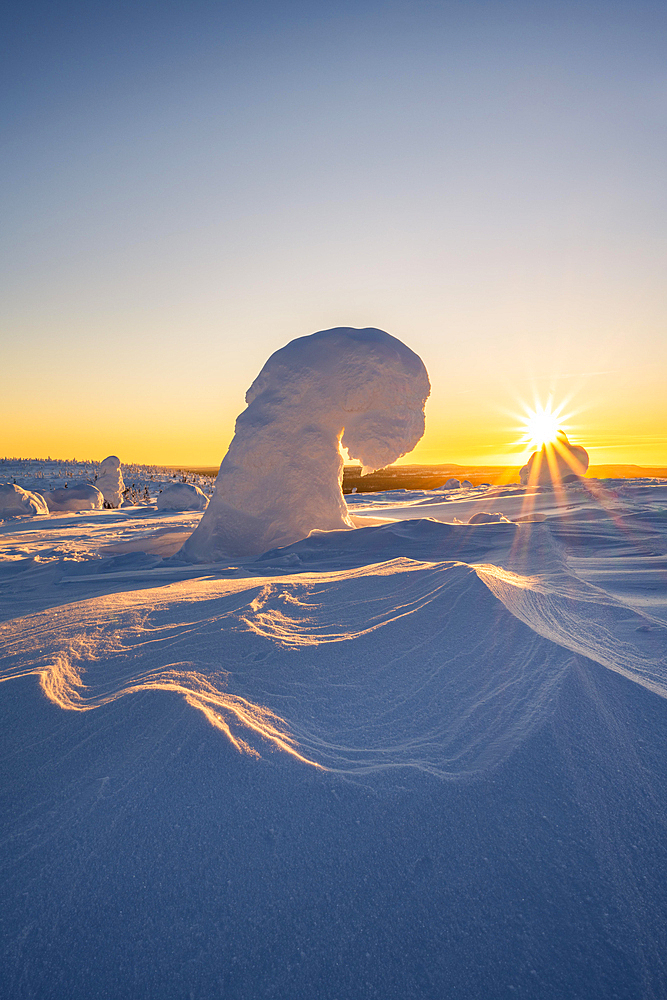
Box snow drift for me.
[44,483,104,512]
[520,432,589,486]
[180,327,430,560]
[0,483,49,518]
[468,511,511,524]
[97,455,124,507]
[157,482,208,512]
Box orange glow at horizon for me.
[3,378,667,471]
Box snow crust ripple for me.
[1,468,666,780]
[4,513,664,778]
[0,558,568,777]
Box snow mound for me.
[180,327,430,560]
[44,483,104,512]
[157,482,208,512]
[442,478,461,489]
[520,432,589,486]
[0,483,49,517]
[97,456,125,507]
[468,511,512,524]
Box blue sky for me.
[2,1,666,464]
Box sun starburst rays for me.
[518,398,571,452]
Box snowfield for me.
[2,457,667,999]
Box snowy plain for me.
[2,458,667,998]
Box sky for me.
[2,0,666,467]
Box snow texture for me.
[0,483,49,517]
[180,327,430,560]
[156,482,208,512]
[44,483,104,512]
[520,432,589,486]
[97,455,125,507]
[2,459,667,1000]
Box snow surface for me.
[180,327,430,560]
[156,482,208,512]
[2,458,667,999]
[97,454,125,507]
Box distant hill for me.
[341,464,667,493]
[586,464,667,480]
[174,463,667,493]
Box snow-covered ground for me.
[2,458,667,998]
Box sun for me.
[519,399,570,451]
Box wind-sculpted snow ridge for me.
[2,487,666,779]
[0,587,322,769]
[180,327,430,560]
[7,543,663,779]
[475,563,667,695]
[256,517,519,570]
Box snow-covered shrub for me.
[97,456,125,507]
[180,326,430,560]
[0,483,49,518]
[520,433,589,486]
[156,482,208,512]
[44,483,104,512]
